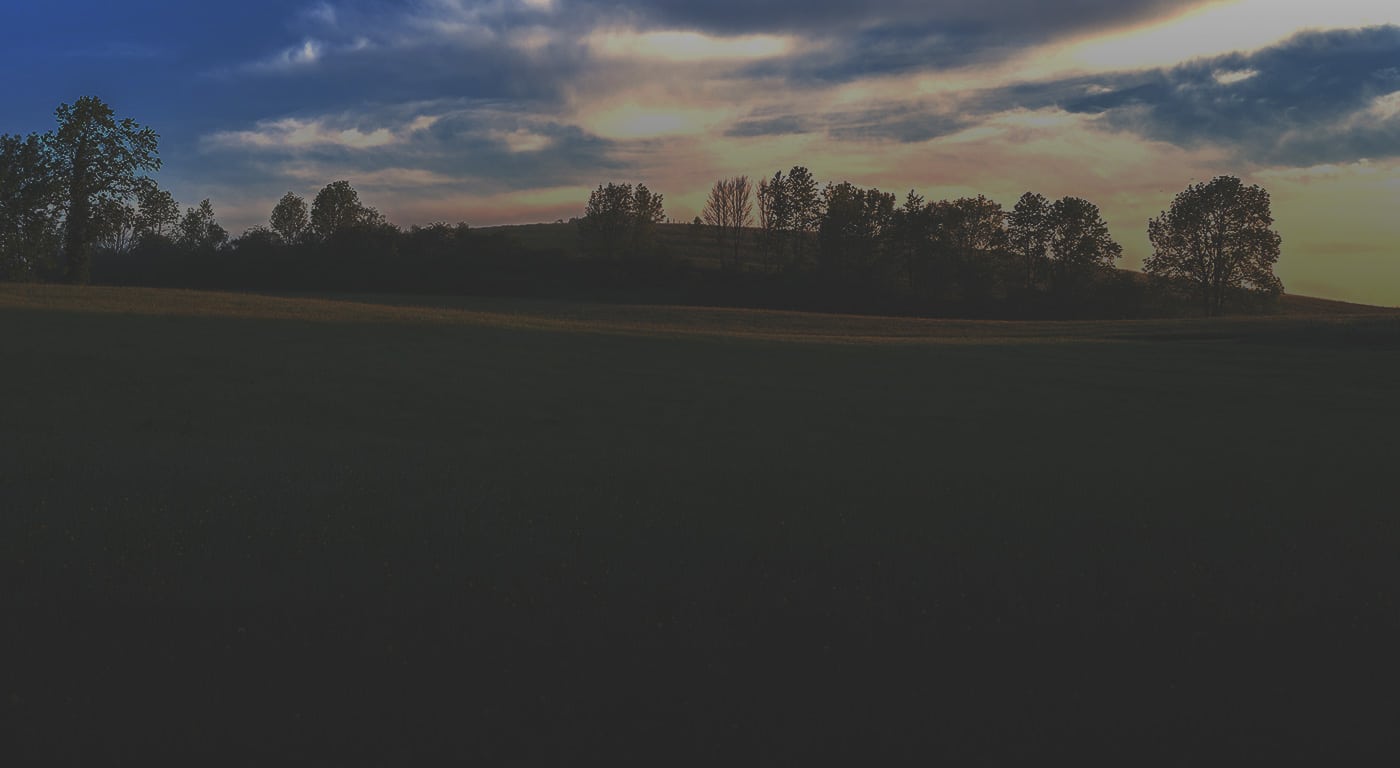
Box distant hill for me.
[481,222,1395,316]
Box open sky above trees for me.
[4,0,1399,304]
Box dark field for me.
[5,285,1400,763]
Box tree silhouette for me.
[1146,176,1283,315]
[270,191,310,244]
[701,176,753,270]
[630,184,665,259]
[46,97,160,283]
[177,199,228,254]
[1008,192,1051,291]
[134,178,180,240]
[578,182,665,260]
[756,170,791,268]
[889,190,934,293]
[818,181,894,278]
[1046,196,1121,293]
[311,180,382,239]
[0,133,62,280]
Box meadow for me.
[5,283,1400,763]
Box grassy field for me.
[5,284,1400,763]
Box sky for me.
[2,0,1399,304]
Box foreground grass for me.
[4,284,1400,763]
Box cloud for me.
[587,28,797,62]
[204,116,407,151]
[1051,26,1400,165]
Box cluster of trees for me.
[4,96,1285,318]
[578,169,1134,314]
[577,182,666,260]
[574,168,1280,316]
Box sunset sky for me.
[3,0,1399,303]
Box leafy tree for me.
[785,166,822,268]
[94,196,139,256]
[579,182,635,259]
[818,181,895,277]
[631,183,666,258]
[578,182,665,260]
[0,133,62,280]
[46,96,161,283]
[756,170,792,268]
[134,178,180,239]
[889,190,933,292]
[310,180,382,239]
[931,195,1006,257]
[270,191,310,243]
[1146,176,1283,315]
[701,176,753,270]
[1007,191,1051,290]
[1046,196,1121,292]
[177,199,228,253]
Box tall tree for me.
[310,180,381,239]
[133,177,180,239]
[0,133,62,280]
[1146,176,1283,315]
[579,182,636,259]
[177,199,228,253]
[270,191,310,243]
[785,166,822,268]
[46,96,161,283]
[889,190,932,292]
[631,183,666,258]
[818,181,895,277]
[756,170,792,268]
[932,195,1007,256]
[1007,191,1051,291]
[577,182,666,260]
[701,176,753,270]
[1046,196,1121,292]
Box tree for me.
[889,190,933,292]
[578,182,665,260]
[818,181,895,278]
[1146,176,1283,315]
[1007,191,1051,291]
[786,166,822,268]
[579,182,636,259]
[701,176,753,270]
[1046,196,1121,292]
[46,96,161,283]
[93,196,139,256]
[631,183,666,257]
[0,132,62,280]
[270,191,310,243]
[177,199,228,253]
[310,180,381,239]
[756,170,792,268]
[133,178,180,239]
[932,195,1006,257]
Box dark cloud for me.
[580,0,1190,37]
[1044,26,1400,165]
[726,106,969,143]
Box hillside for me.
[481,221,1393,316]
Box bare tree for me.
[701,175,753,270]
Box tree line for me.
[581,170,1283,316]
[3,97,1284,317]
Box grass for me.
[5,283,1400,763]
